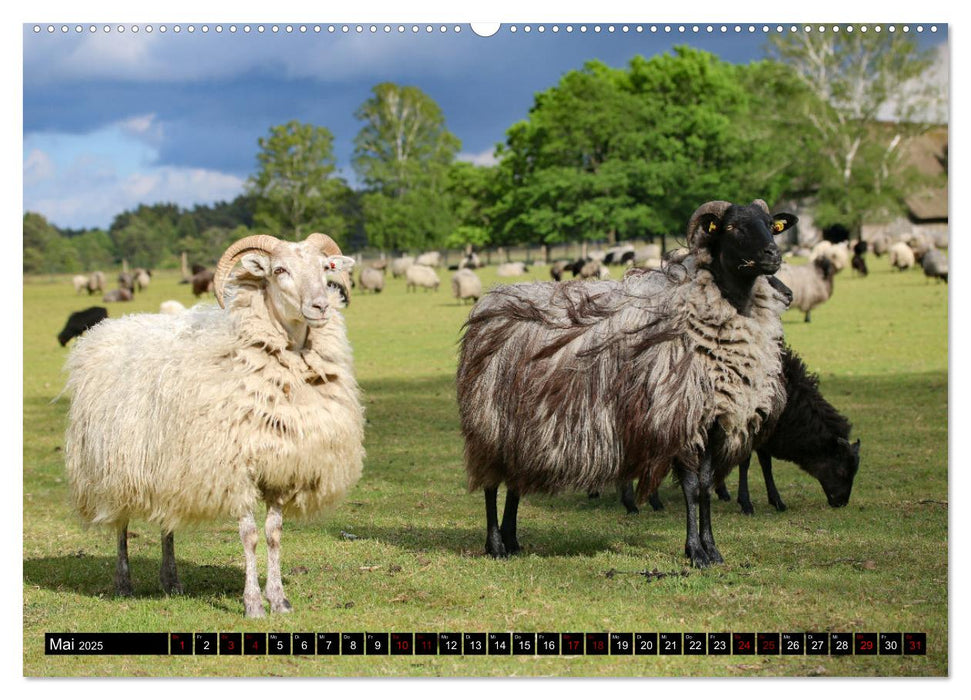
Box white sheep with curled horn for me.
[63,232,365,618]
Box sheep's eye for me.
[273,267,288,276]
[725,224,735,232]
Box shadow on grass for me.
[24,555,242,606]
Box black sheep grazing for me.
[58,307,108,347]
[457,200,796,568]
[637,346,860,514]
[735,346,860,513]
[851,253,869,277]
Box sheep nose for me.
[303,299,329,319]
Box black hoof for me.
[486,532,508,558]
[625,506,640,516]
[739,501,754,516]
[716,486,731,502]
[770,500,788,512]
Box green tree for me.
[353,83,461,251]
[247,121,349,241]
[23,212,60,274]
[489,49,799,248]
[767,29,944,232]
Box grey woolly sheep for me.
[86,271,105,295]
[577,259,609,279]
[64,233,365,618]
[811,241,850,272]
[102,288,134,303]
[921,249,948,283]
[72,275,88,294]
[457,200,796,568]
[390,256,415,278]
[406,264,440,292]
[452,268,483,304]
[889,242,916,271]
[775,257,837,323]
[360,266,386,293]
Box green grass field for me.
[22,257,948,677]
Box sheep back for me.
[64,286,365,532]
[451,268,482,300]
[457,266,787,500]
[775,261,833,315]
[406,264,440,290]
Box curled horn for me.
[305,232,352,303]
[213,234,281,308]
[752,199,770,214]
[685,200,732,248]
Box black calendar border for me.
[44,631,927,656]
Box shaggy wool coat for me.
[64,284,365,533]
[457,261,789,502]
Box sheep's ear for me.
[240,253,272,278]
[325,255,355,272]
[771,213,798,235]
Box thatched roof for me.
[903,126,948,222]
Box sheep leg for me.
[698,454,723,565]
[647,490,664,511]
[499,489,521,554]
[160,531,184,594]
[715,477,731,502]
[737,454,755,515]
[238,512,265,618]
[759,451,787,511]
[618,481,639,515]
[484,487,507,558]
[264,504,292,614]
[115,522,133,597]
[677,463,711,568]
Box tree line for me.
[23,32,944,275]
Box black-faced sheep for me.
[64,233,365,618]
[452,268,482,304]
[457,200,796,568]
[57,306,108,347]
[921,249,948,283]
[406,264,440,292]
[775,257,837,323]
[550,260,570,282]
[734,346,860,514]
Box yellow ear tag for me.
[773,220,785,233]
[708,221,717,232]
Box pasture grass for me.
[22,257,948,677]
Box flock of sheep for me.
[52,204,946,618]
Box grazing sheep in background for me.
[460,252,483,269]
[452,268,483,304]
[85,271,105,296]
[550,260,571,281]
[497,262,529,277]
[159,300,186,315]
[192,269,215,297]
[64,233,365,617]
[457,199,796,568]
[921,249,948,283]
[889,242,916,271]
[775,257,836,323]
[603,244,635,265]
[359,266,385,293]
[72,275,88,294]
[851,240,869,277]
[118,271,135,293]
[406,264,440,292]
[577,259,608,279]
[133,268,152,291]
[390,256,415,278]
[416,251,442,268]
[811,240,849,272]
[57,306,108,347]
[102,288,134,303]
[869,234,890,257]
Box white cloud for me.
[456,147,499,167]
[23,149,54,185]
[26,163,245,230]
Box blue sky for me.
[22,20,949,230]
